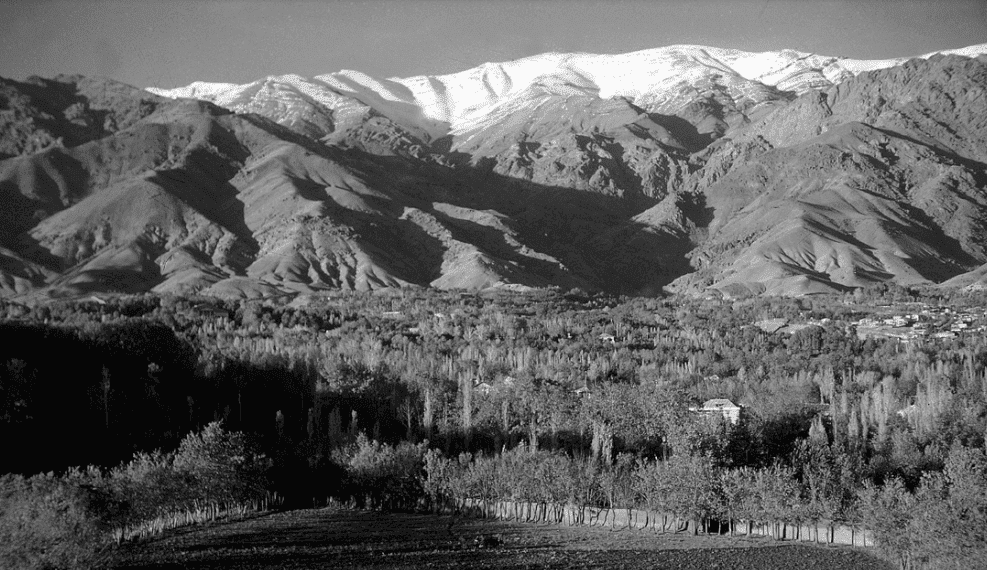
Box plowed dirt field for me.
[112,507,893,569]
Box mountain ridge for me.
[2,43,987,299]
[148,43,987,141]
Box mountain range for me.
[2,43,987,299]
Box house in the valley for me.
[690,398,743,425]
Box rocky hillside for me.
[1,45,987,299]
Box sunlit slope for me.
[671,116,987,297]
[0,84,608,297]
[2,47,987,298]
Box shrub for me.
[0,473,113,570]
[422,449,459,505]
[857,477,917,569]
[334,435,427,509]
[107,450,191,524]
[597,453,636,508]
[424,446,607,508]
[173,421,270,503]
[907,444,987,569]
[720,467,757,532]
[634,455,723,524]
[0,423,274,568]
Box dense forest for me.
[1,285,986,569]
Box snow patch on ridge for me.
[148,43,987,142]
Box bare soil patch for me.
[112,507,893,569]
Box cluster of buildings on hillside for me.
[854,306,987,341]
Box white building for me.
[690,398,742,424]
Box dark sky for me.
[1,0,984,89]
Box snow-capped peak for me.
[147,43,987,141]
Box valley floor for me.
[111,507,892,570]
